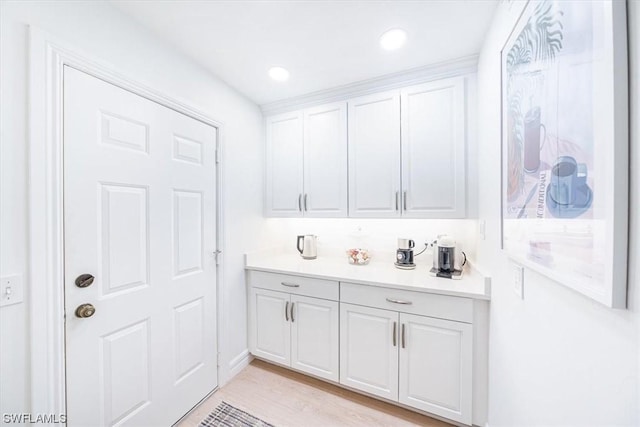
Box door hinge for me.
[216,352,221,367]
[215,149,220,164]
[213,250,222,265]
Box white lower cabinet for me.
[339,304,472,425]
[249,284,339,382]
[290,294,339,381]
[339,304,399,401]
[252,288,291,365]
[248,272,481,426]
[398,313,472,425]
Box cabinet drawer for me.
[249,271,339,301]
[340,282,472,323]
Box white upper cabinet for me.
[401,77,466,218]
[265,103,348,217]
[264,74,470,218]
[265,111,304,216]
[303,102,348,216]
[348,91,401,217]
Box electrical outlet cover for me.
[511,262,524,299]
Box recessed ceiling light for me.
[379,29,407,51]
[268,66,290,82]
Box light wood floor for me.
[178,359,451,427]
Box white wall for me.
[476,1,640,425]
[0,0,263,418]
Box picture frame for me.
[500,0,629,308]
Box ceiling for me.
[111,0,499,106]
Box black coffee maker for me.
[429,235,466,279]
[395,238,416,270]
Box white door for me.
[251,288,291,366]
[339,303,399,400]
[398,313,472,425]
[303,102,348,217]
[265,111,304,217]
[64,67,218,426]
[401,78,466,218]
[348,91,401,217]
[290,295,339,382]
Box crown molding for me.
[260,55,478,115]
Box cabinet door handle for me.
[395,191,399,211]
[298,194,302,212]
[402,323,406,349]
[393,321,397,347]
[285,301,289,321]
[290,302,295,322]
[281,282,300,288]
[304,194,308,211]
[386,298,413,305]
[403,191,407,211]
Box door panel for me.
[173,190,203,277]
[252,288,291,366]
[348,91,401,217]
[401,78,466,217]
[303,102,348,217]
[339,303,399,400]
[64,66,217,426]
[99,184,149,294]
[399,313,472,425]
[265,112,304,216]
[101,320,150,426]
[174,298,206,383]
[290,295,339,381]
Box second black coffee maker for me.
[395,238,416,270]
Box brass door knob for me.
[75,274,95,288]
[75,303,96,318]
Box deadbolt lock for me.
[75,274,95,288]
[75,303,96,318]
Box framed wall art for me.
[500,0,628,308]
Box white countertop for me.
[245,251,491,300]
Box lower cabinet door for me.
[340,303,399,400]
[290,295,339,381]
[251,288,291,366]
[398,313,472,425]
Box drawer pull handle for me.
[285,301,289,321]
[386,298,412,305]
[393,321,397,347]
[402,323,406,348]
[281,282,300,288]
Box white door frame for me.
[28,26,225,421]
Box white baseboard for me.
[228,349,252,380]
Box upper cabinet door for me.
[348,91,401,217]
[303,102,348,217]
[265,111,304,217]
[401,78,466,218]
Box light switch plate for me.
[479,220,486,240]
[1,275,23,307]
[511,262,524,299]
